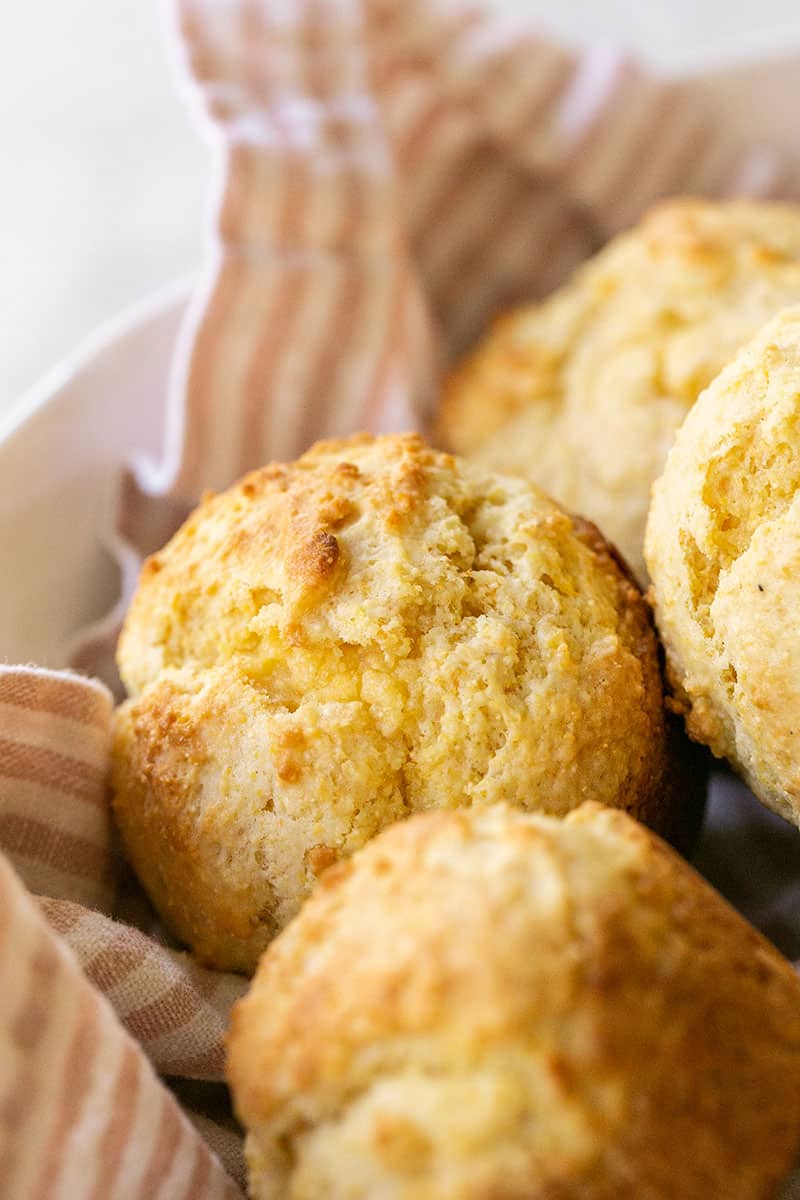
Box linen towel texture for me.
[2,2,800,1195]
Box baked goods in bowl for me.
[437,198,800,581]
[228,802,800,1200]
[646,307,800,827]
[111,433,693,972]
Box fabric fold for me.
[0,852,242,1199]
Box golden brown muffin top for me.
[113,434,682,971]
[119,435,667,828]
[437,198,800,578]
[229,802,800,1200]
[121,432,652,692]
[440,198,800,451]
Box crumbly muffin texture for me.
[229,803,800,1200]
[647,307,800,826]
[112,434,685,972]
[438,198,800,580]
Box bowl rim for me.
[0,275,193,449]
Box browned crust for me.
[111,680,278,973]
[285,528,340,589]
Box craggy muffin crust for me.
[229,803,800,1199]
[438,198,800,580]
[113,433,689,972]
[647,307,800,826]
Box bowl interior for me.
[0,285,188,667]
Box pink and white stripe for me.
[0,668,114,912]
[121,0,800,558]
[0,667,246,1191]
[0,853,240,1199]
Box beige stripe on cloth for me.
[4,1,800,1196]
[0,853,240,1199]
[40,899,246,1081]
[0,667,245,1193]
[122,0,800,565]
[0,668,114,911]
[127,0,439,520]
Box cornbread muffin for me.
[438,198,800,581]
[113,433,692,973]
[228,803,800,1200]
[646,307,800,827]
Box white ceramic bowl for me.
[0,280,190,668]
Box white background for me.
[2,1,800,412]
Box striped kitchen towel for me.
[122,0,800,555]
[3,1,800,1196]
[0,668,244,1197]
